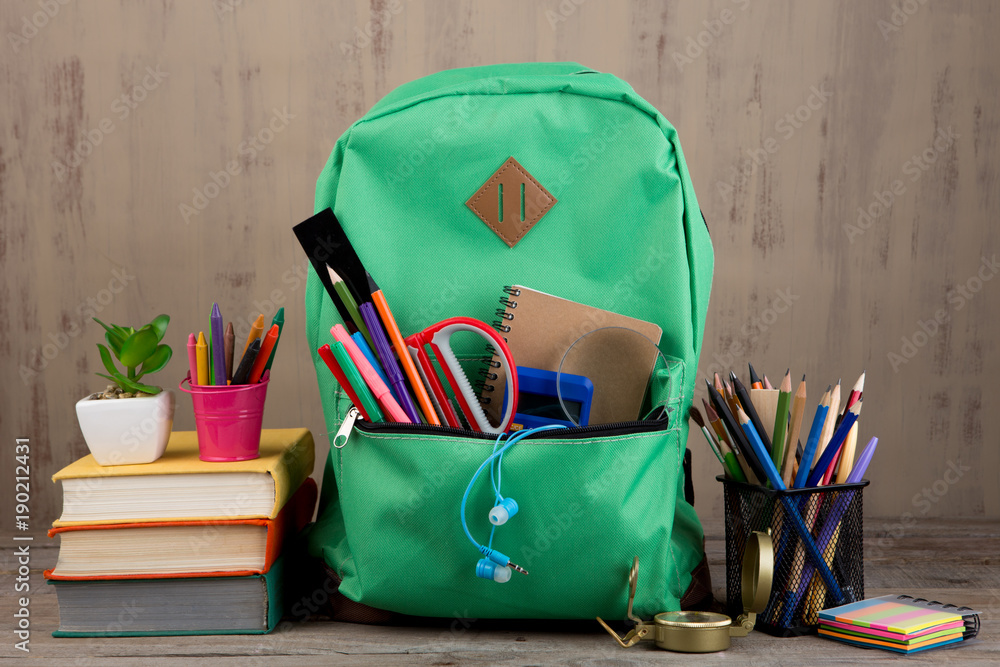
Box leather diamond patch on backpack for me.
[466,157,557,248]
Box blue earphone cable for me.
[460,425,564,554]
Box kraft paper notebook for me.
[484,286,663,426]
[45,478,316,580]
[52,428,315,526]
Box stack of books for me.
[46,428,316,637]
[818,594,980,654]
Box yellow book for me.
[53,429,314,526]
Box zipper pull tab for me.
[334,407,360,449]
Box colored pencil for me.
[327,266,374,352]
[806,401,862,487]
[749,363,763,390]
[794,386,831,488]
[704,398,755,484]
[835,422,859,484]
[707,380,766,483]
[732,372,773,456]
[781,375,807,487]
[771,370,792,468]
[763,375,774,390]
[815,379,841,465]
[735,405,846,604]
[689,407,726,470]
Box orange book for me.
[45,478,316,581]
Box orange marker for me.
[366,271,440,426]
[243,314,264,355]
[247,324,279,384]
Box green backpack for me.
[302,62,714,620]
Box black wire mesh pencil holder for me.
[719,476,869,637]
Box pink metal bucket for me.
[179,372,269,461]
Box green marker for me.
[263,307,284,371]
[331,341,383,423]
[327,266,374,351]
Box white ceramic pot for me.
[75,390,175,465]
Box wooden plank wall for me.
[1,0,997,537]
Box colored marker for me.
[331,324,410,423]
[367,272,440,426]
[352,332,394,398]
[195,332,209,386]
[359,301,421,423]
[318,344,376,423]
[247,324,279,384]
[329,341,385,423]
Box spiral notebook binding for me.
[895,595,981,640]
[480,286,520,405]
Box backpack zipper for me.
[343,406,670,443]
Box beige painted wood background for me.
[1,0,997,537]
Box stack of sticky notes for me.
[818,594,977,653]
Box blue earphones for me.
[460,424,565,582]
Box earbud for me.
[475,558,512,583]
[489,497,518,525]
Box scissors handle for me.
[408,317,518,433]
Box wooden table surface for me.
[3,518,997,666]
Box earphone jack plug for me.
[508,561,528,575]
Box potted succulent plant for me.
[75,314,175,465]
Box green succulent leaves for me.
[93,315,172,395]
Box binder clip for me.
[597,530,773,653]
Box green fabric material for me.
[303,63,714,619]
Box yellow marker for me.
[196,331,209,386]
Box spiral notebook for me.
[482,286,662,426]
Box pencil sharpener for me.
[597,530,773,653]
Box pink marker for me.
[186,333,199,385]
[330,324,410,423]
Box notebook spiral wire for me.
[478,286,520,405]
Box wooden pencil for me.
[835,422,860,484]
[781,375,807,487]
[814,379,841,466]
[750,387,780,442]
[770,370,792,469]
